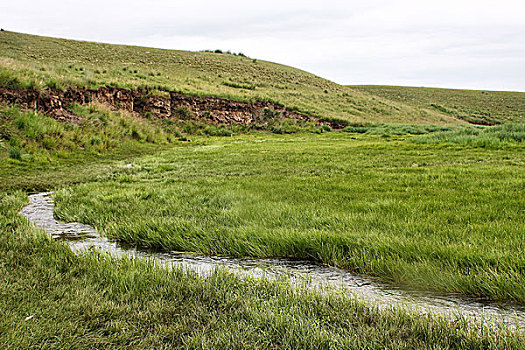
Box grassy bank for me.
[1,191,523,349]
[0,102,355,191]
[51,132,525,303]
[0,103,187,191]
[0,104,172,162]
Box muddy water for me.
[20,192,525,329]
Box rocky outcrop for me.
[0,86,345,128]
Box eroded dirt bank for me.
[0,86,345,128]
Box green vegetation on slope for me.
[52,132,525,303]
[0,104,172,163]
[0,30,461,124]
[0,103,188,192]
[0,103,344,174]
[2,191,521,349]
[352,85,525,125]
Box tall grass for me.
[0,67,42,90]
[53,132,525,303]
[1,191,523,348]
[7,145,21,160]
[343,123,454,136]
[411,123,525,148]
[0,105,172,163]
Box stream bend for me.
[20,192,525,329]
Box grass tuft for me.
[412,123,525,148]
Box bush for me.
[322,124,332,132]
[272,122,300,134]
[8,146,22,160]
[205,125,235,137]
[14,111,64,140]
[174,107,194,121]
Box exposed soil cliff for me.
[0,87,345,128]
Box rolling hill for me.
[0,30,462,125]
[1,31,523,126]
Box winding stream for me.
[20,192,525,329]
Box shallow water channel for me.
[20,192,525,329]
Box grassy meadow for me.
[1,126,524,348]
[51,131,525,303]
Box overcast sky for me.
[1,0,524,91]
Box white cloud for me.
[0,0,524,90]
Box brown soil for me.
[0,86,345,128]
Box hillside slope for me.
[0,31,460,124]
[352,85,525,125]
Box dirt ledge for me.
[0,86,346,128]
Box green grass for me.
[0,102,331,165]
[0,30,465,125]
[343,123,455,136]
[0,104,173,164]
[49,132,525,303]
[0,102,343,182]
[1,123,524,347]
[411,124,525,148]
[352,85,525,125]
[0,103,194,192]
[342,123,525,148]
[1,191,523,349]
